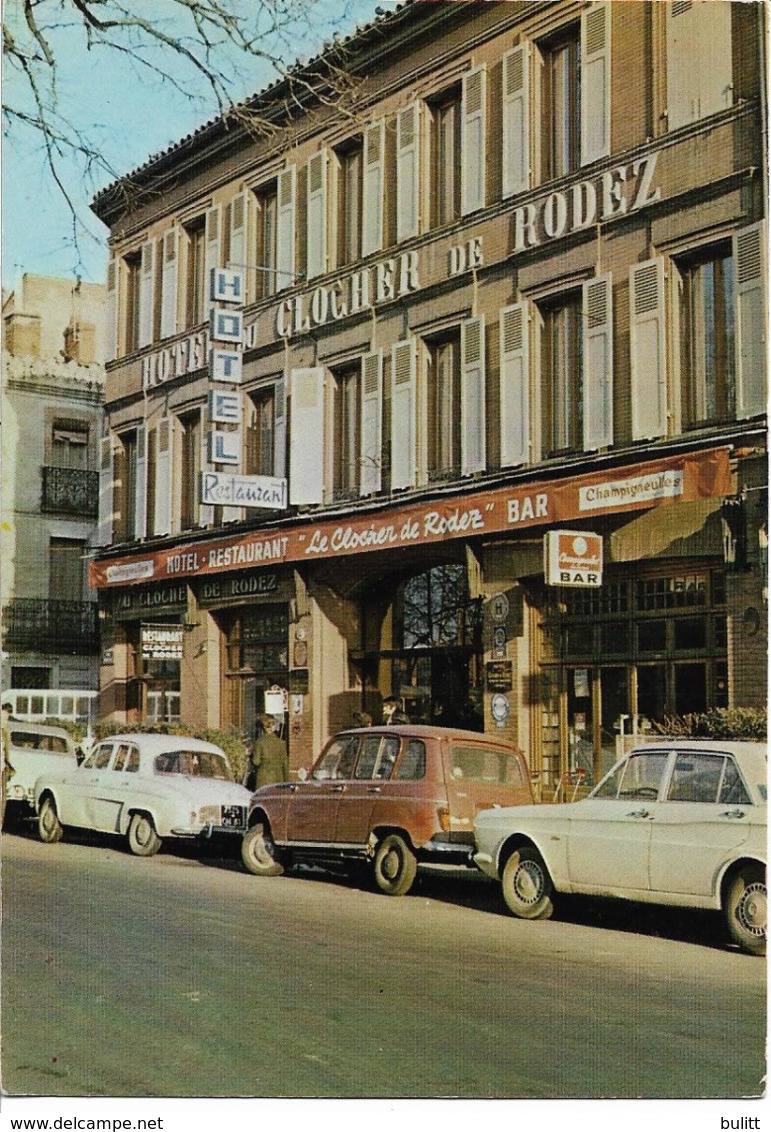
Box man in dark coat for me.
[251,714,289,788]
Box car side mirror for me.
[297,767,308,781]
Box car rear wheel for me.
[725,865,766,956]
[373,834,417,896]
[501,847,554,920]
[241,822,284,877]
[127,812,161,857]
[38,797,63,844]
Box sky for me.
[2,0,390,295]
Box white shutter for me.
[106,258,118,361]
[396,104,421,242]
[204,205,222,301]
[499,303,530,467]
[460,317,486,475]
[581,3,611,165]
[306,151,328,279]
[362,121,385,257]
[273,376,287,480]
[276,166,296,291]
[97,435,115,545]
[138,241,155,348]
[390,340,417,490]
[134,422,147,540]
[289,368,325,505]
[461,66,487,216]
[734,222,767,420]
[160,228,178,340]
[153,416,174,537]
[502,44,531,199]
[360,351,383,497]
[583,274,614,451]
[199,408,214,527]
[666,0,733,131]
[228,191,248,271]
[630,258,667,439]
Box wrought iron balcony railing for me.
[41,466,99,517]
[3,599,100,654]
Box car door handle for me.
[720,809,746,819]
[329,785,345,793]
[626,809,650,819]
[368,786,381,795]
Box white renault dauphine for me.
[474,740,767,955]
[34,733,251,856]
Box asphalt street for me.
[2,828,766,1099]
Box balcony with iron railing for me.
[41,466,99,517]
[2,599,100,654]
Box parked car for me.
[34,733,251,856]
[242,724,533,895]
[5,721,79,822]
[474,740,767,955]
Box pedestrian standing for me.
[251,714,290,788]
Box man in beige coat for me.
[251,714,289,788]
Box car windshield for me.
[9,729,70,754]
[154,750,233,781]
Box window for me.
[313,736,358,781]
[429,89,461,227]
[332,364,361,500]
[396,740,427,780]
[336,141,363,266]
[52,421,89,469]
[185,219,206,327]
[679,245,735,426]
[180,410,203,530]
[426,334,460,481]
[541,26,580,181]
[245,389,275,477]
[115,429,138,541]
[540,292,583,455]
[255,184,278,299]
[49,538,85,602]
[124,252,141,354]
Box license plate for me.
[221,805,246,828]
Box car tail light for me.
[437,806,451,832]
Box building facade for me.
[2,275,106,714]
[90,0,767,786]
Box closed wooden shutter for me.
[583,274,614,450]
[289,368,325,505]
[499,303,530,467]
[306,151,328,279]
[204,205,222,306]
[460,317,486,475]
[228,191,248,273]
[630,258,667,439]
[273,376,287,480]
[581,3,611,165]
[138,241,155,348]
[461,66,487,216]
[502,44,531,199]
[735,222,767,420]
[134,422,147,540]
[362,121,385,257]
[390,340,417,489]
[276,166,296,291]
[396,104,421,242]
[160,228,178,340]
[106,258,118,361]
[153,416,174,536]
[666,0,733,130]
[360,351,383,497]
[97,435,115,545]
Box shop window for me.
[678,244,735,426]
[541,25,580,181]
[540,291,583,456]
[426,333,460,482]
[637,620,666,654]
[332,363,361,500]
[224,605,288,675]
[255,183,278,299]
[673,616,707,651]
[600,622,629,655]
[336,140,363,267]
[11,667,50,689]
[245,388,275,477]
[636,573,707,611]
[428,87,461,228]
[123,251,141,354]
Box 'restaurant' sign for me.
[90,448,731,589]
[140,624,184,661]
[544,531,603,587]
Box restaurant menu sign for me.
[140,624,184,662]
[91,448,731,589]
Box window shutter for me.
[306,151,328,279]
[153,416,174,536]
[502,44,531,199]
[97,435,115,545]
[630,258,667,439]
[734,222,767,420]
[396,103,421,242]
[581,3,611,165]
[138,241,155,348]
[499,303,530,467]
[199,408,214,527]
[390,340,417,490]
[666,0,732,130]
[106,258,118,361]
[461,66,487,216]
[360,351,383,497]
[228,191,248,272]
[460,317,486,475]
[583,274,614,450]
[276,165,296,291]
[204,205,222,301]
[134,423,147,540]
[362,121,385,257]
[160,228,178,340]
[289,367,325,505]
[273,376,287,480]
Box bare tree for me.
[3,0,371,271]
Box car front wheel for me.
[501,847,554,920]
[725,865,766,956]
[38,797,63,844]
[241,822,284,876]
[373,834,417,896]
[127,812,161,857]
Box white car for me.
[34,733,251,857]
[5,721,79,819]
[474,741,767,956]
